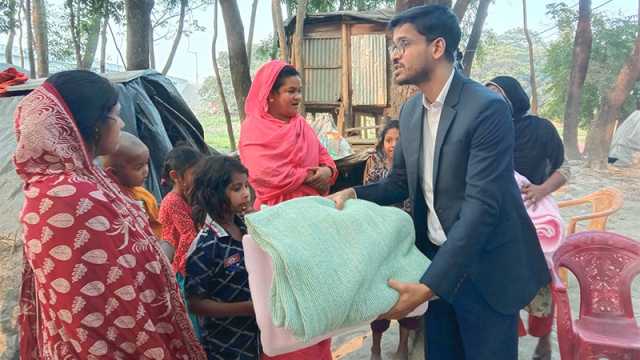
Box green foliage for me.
[44,0,123,63]
[541,2,639,127]
[199,113,240,152]
[471,28,545,93]
[199,51,234,115]
[48,6,76,62]
[151,0,213,42]
[0,0,17,34]
[283,0,394,16]
[198,37,274,117]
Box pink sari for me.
[14,82,205,359]
[239,60,337,209]
[239,60,335,360]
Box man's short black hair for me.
[389,5,461,63]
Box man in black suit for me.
[330,5,549,359]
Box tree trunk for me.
[18,0,25,68]
[293,0,308,115]
[212,0,236,151]
[453,0,471,19]
[5,0,17,64]
[81,13,102,69]
[32,0,49,77]
[24,0,36,77]
[219,0,252,122]
[246,0,258,67]
[462,0,490,76]
[161,0,187,75]
[149,30,156,69]
[126,0,154,70]
[67,0,82,67]
[585,2,640,169]
[271,0,288,61]
[395,0,425,11]
[100,9,109,73]
[108,21,126,67]
[396,0,451,10]
[522,0,538,113]
[270,27,278,60]
[428,0,451,6]
[563,0,592,160]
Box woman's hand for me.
[304,166,333,192]
[521,183,549,210]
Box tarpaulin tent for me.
[609,110,640,167]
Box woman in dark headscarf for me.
[486,76,569,360]
[486,76,569,208]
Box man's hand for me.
[327,188,357,209]
[379,280,434,320]
[521,183,549,210]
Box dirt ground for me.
[0,161,638,359]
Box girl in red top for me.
[239,60,337,360]
[158,146,203,276]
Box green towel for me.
[245,196,430,341]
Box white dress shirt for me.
[419,69,455,246]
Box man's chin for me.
[394,75,413,86]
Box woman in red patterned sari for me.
[14,70,205,359]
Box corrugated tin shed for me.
[351,34,387,106]
[285,9,394,143]
[304,37,342,104]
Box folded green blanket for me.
[245,196,430,341]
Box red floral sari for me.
[14,82,205,359]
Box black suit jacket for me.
[356,71,550,314]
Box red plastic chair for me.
[550,231,640,359]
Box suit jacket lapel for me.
[408,98,424,194]
[433,71,464,187]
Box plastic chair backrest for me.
[553,231,640,320]
[584,188,623,230]
[559,187,624,235]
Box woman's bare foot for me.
[392,350,409,360]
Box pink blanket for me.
[514,172,565,254]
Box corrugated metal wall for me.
[303,38,341,103]
[350,34,387,106]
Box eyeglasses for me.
[388,37,442,57]
[388,39,411,57]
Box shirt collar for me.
[205,215,229,238]
[423,68,455,111]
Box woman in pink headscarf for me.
[239,60,337,360]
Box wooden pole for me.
[340,23,352,135]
